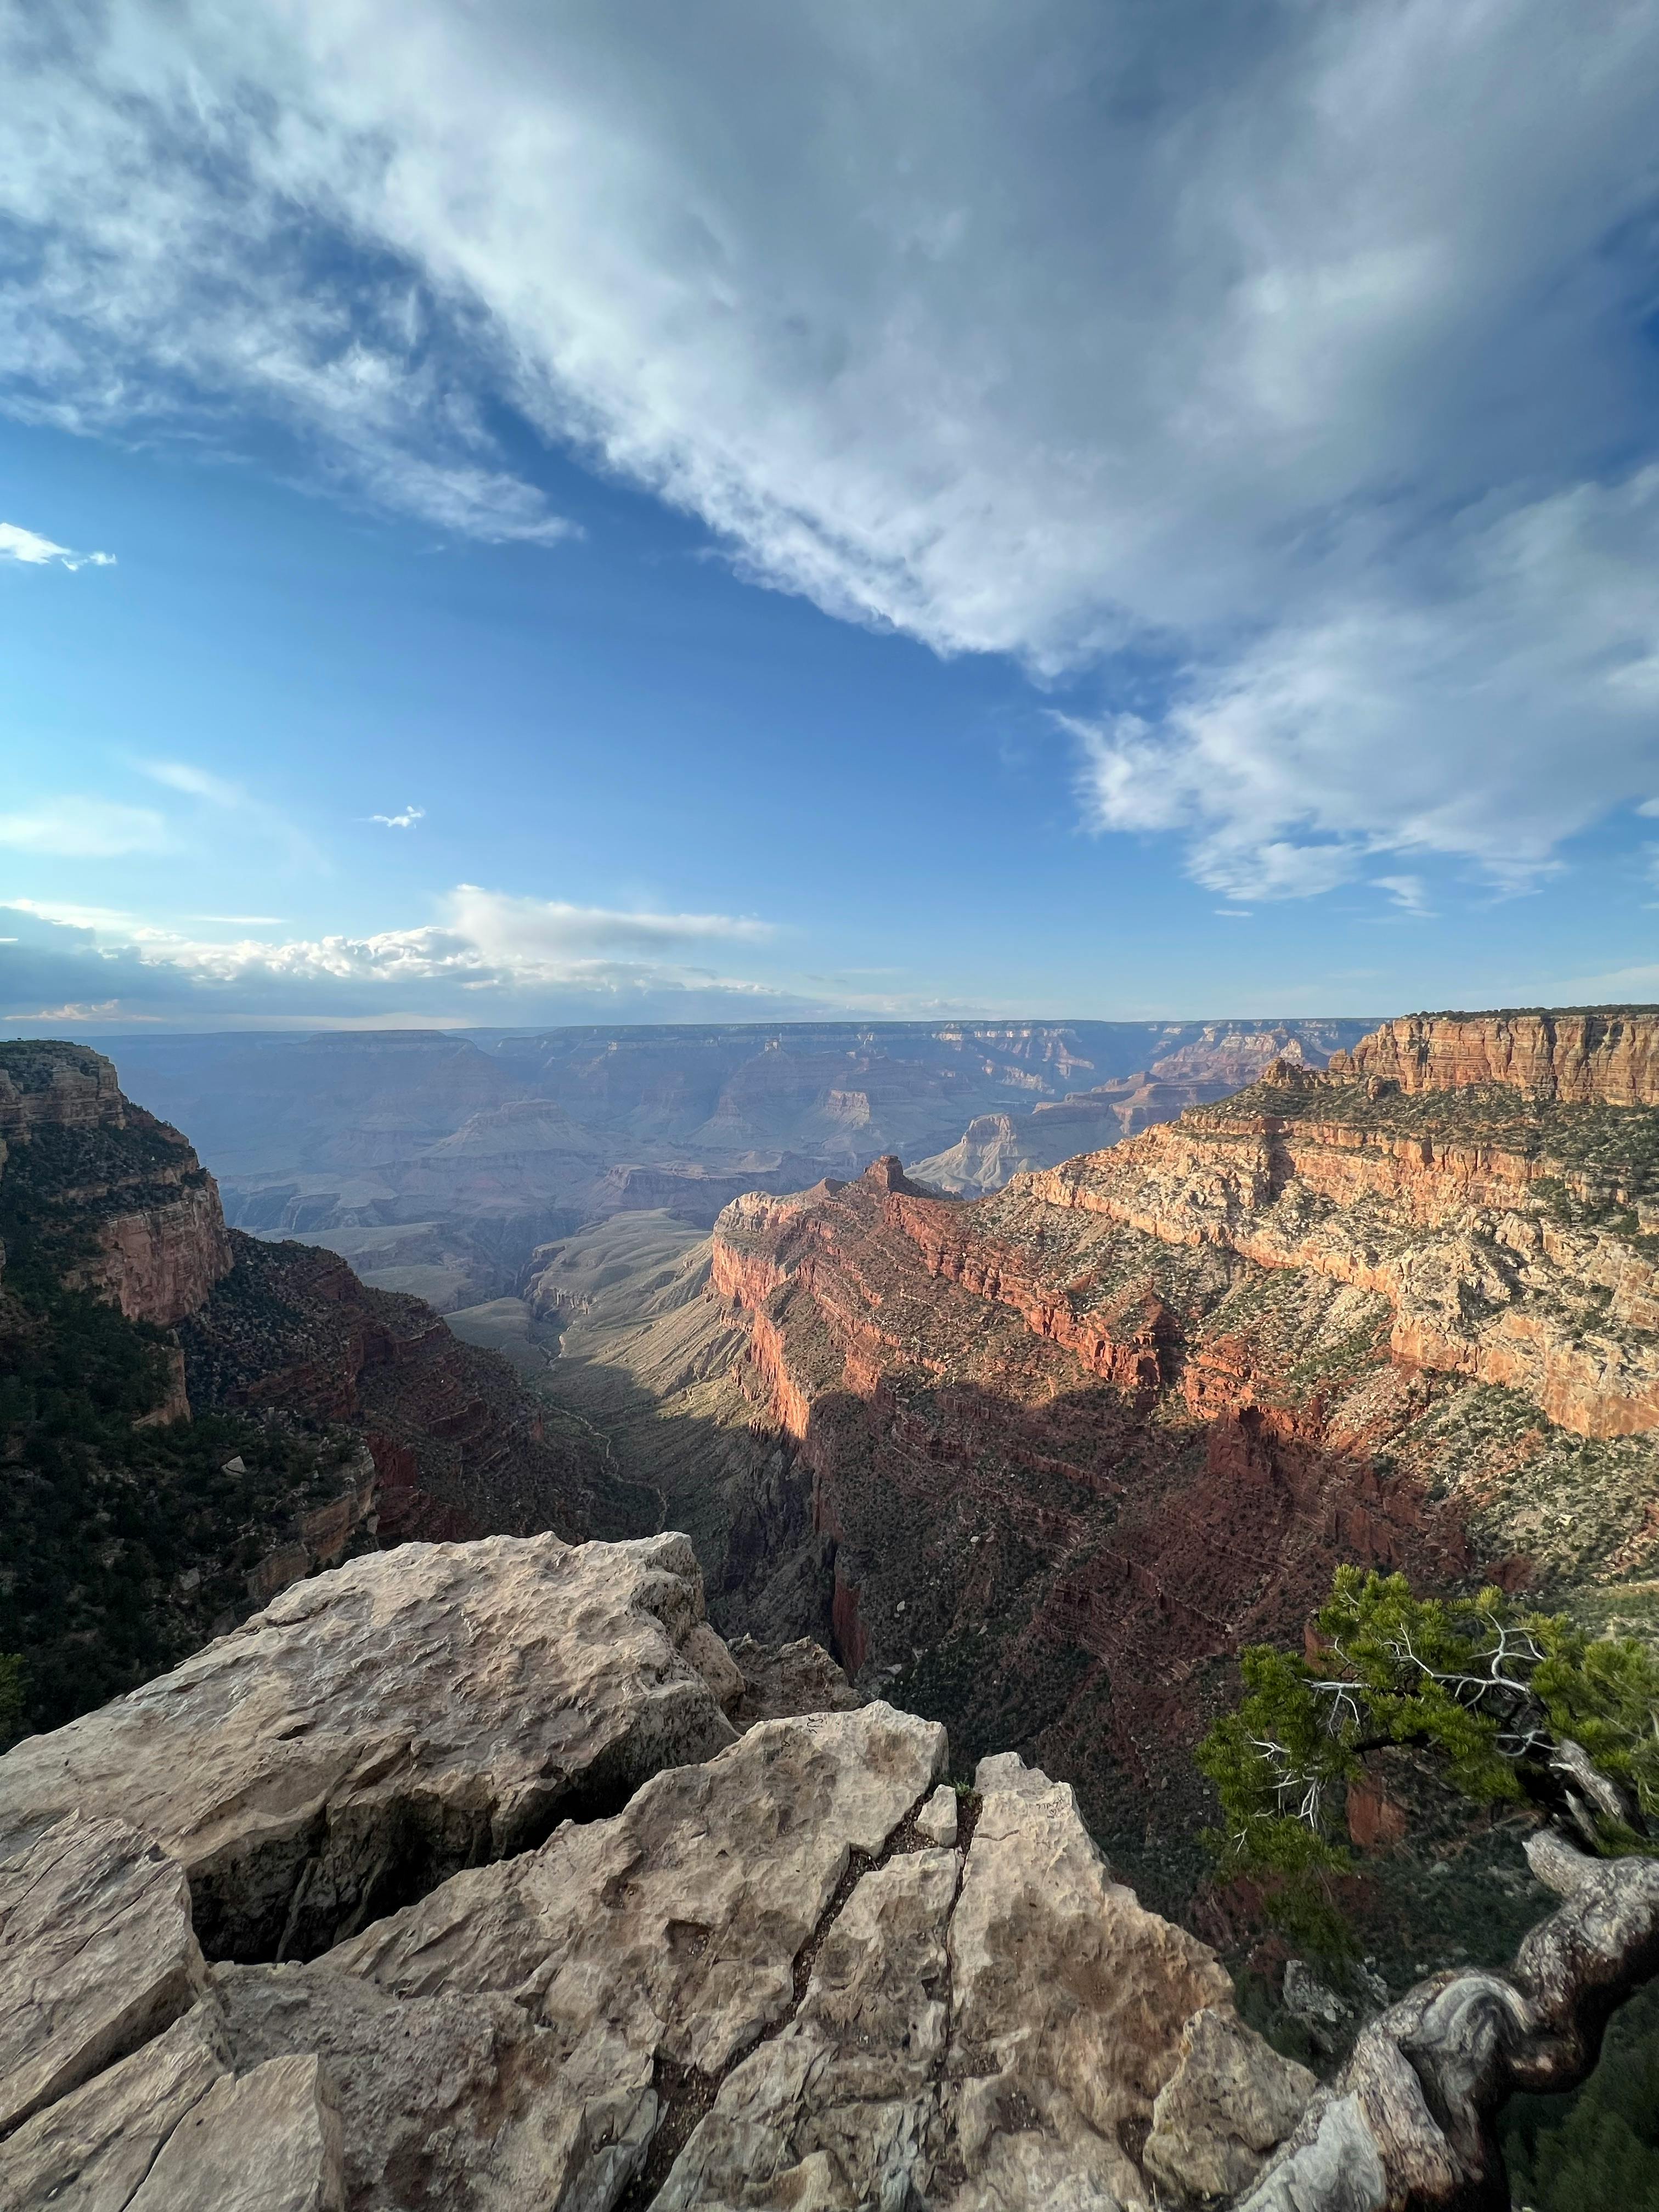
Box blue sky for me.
[5,0,1659,1030]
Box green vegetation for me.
[0,1116,362,1737]
[1504,1980,1659,2211]
[1199,1568,1659,1951]
[1200,1569,1659,2207]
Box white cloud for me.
[14,884,769,990]
[4,2,1659,893]
[1077,469,1659,896]
[0,521,114,569]
[371,803,425,828]
[1373,875,1433,917]
[139,760,245,805]
[0,886,795,1026]
[0,800,169,857]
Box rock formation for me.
[1331,1008,1659,1105]
[0,1532,1325,2210]
[0,1040,233,1325]
[0,1532,741,1961]
[531,1012,1659,1944]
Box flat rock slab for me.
[0,1533,743,1961]
[655,1846,961,2209]
[0,2004,228,2212]
[217,1703,949,2210]
[0,1814,206,2138]
[652,1752,1313,2211]
[127,2054,344,2212]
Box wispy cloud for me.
[371,803,425,829]
[0,521,114,571]
[0,799,168,858]
[133,758,325,870]
[3,1,1659,908]
[140,760,245,806]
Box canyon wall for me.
[579,1012,1659,1926]
[0,1041,234,1325]
[1332,1008,1659,1104]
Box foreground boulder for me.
[0,1530,1329,2210]
[0,1532,742,1961]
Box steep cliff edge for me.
[1331,1007,1659,1104]
[0,1040,233,1326]
[0,1043,645,1740]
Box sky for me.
[5,0,1659,1032]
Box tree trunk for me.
[1236,1835,1659,2210]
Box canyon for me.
[106,1018,1372,1314]
[3,1015,1657,2207]
[535,1013,1659,1948]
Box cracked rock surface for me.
[0,1532,741,1962]
[0,1534,1319,2211]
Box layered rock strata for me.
[565,1033,1652,1914]
[0,1041,233,1326]
[1333,1008,1659,1104]
[1020,1060,1659,1436]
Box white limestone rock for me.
[916,1784,959,1847]
[0,1814,206,2138]
[0,2003,227,2212]
[220,1702,948,2211]
[126,2053,345,2212]
[1143,2005,1319,2200]
[0,1533,743,1961]
[655,1847,961,2209]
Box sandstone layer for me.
[0,1041,233,1326]
[1332,1008,1659,1104]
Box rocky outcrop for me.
[0,1812,206,2136]
[0,1533,742,1962]
[1331,1008,1659,1104]
[0,1040,126,1139]
[1019,1066,1659,1437]
[0,1041,234,1327]
[0,1534,1321,2210]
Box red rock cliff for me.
[0,1040,234,1327]
[1330,1009,1659,1104]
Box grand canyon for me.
[2,1008,1657,2210]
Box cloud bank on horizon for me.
[3,0,1659,1021]
[0,888,797,1030]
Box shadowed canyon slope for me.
[538,1009,1659,1924]
[0,1040,647,1736]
